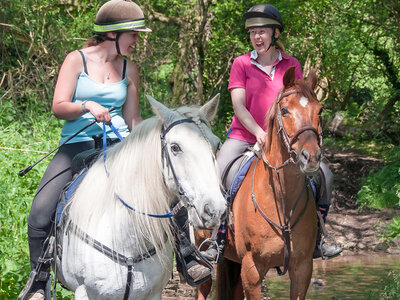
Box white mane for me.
[67,116,175,269]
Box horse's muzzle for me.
[191,202,226,229]
[299,148,322,176]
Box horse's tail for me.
[216,258,242,300]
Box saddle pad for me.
[56,169,87,224]
[227,152,256,202]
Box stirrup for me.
[199,238,222,264]
[17,272,52,300]
[175,244,214,287]
[18,236,55,300]
[316,234,342,260]
[315,211,342,260]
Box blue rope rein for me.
[102,122,178,218]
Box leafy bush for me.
[367,271,400,299]
[357,146,400,209]
[378,217,400,244]
[0,114,74,298]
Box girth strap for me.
[66,221,156,300]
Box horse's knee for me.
[240,255,263,298]
[75,285,89,300]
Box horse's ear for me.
[200,94,220,123]
[283,66,296,89]
[146,94,173,123]
[306,68,318,91]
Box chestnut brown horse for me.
[203,67,323,300]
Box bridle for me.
[114,117,219,218]
[159,117,217,214]
[263,89,322,170]
[251,88,322,276]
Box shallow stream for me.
[263,254,400,299]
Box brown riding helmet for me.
[93,0,152,33]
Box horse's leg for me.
[74,285,89,300]
[195,229,213,300]
[240,253,263,300]
[288,258,313,300]
[197,278,212,300]
[233,275,245,300]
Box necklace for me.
[106,72,110,80]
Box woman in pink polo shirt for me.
[202,3,342,262]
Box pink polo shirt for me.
[227,50,303,143]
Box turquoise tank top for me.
[59,51,130,145]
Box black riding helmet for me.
[243,4,284,50]
[93,0,151,55]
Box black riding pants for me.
[27,141,93,270]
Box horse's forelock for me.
[175,106,202,123]
[295,80,318,103]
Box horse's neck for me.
[265,131,305,195]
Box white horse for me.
[55,95,226,300]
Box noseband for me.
[274,89,322,167]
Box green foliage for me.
[357,146,400,209]
[378,217,400,244]
[1,0,400,297]
[0,113,74,298]
[367,271,400,299]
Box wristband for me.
[82,100,88,113]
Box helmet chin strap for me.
[266,27,277,52]
[104,32,122,55]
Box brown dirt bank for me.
[162,147,400,299]
[323,147,400,254]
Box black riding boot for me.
[200,220,226,263]
[174,207,212,286]
[18,225,52,300]
[313,205,342,259]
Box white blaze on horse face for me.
[300,96,309,108]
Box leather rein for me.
[251,89,321,276]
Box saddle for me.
[221,146,258,203]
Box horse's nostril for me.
[204,204,210,215]
[301,149,310,161]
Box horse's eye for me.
[170,143,181,154]
[281,107,290,116]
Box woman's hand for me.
[84,101,111,123]
[255,129,266,146]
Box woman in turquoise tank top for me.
[20,1,152,299]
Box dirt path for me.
[322,147,400,254]
[162,147,400,299]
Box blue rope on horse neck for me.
[102,122,176,218]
